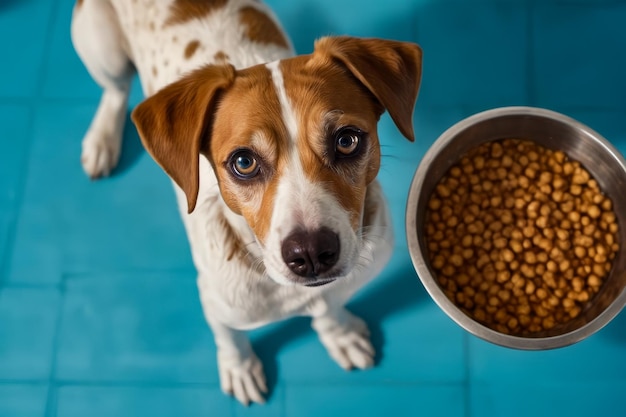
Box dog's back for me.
[77,0,293,96]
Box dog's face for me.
[132,36,422,286]
[209,57,386,286]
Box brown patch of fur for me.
[214,50,230,64]
[238,6,288,48]
[209,65,286,243]
[75,0,84,9]
[184,40,201,59]
[165,0,229,27]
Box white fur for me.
[266,60,298,140]
[72,0,394,406]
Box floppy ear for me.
[313,36,422,142]
[131,64,236,213]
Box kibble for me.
[426,139,620,336]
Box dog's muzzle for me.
[281,227,340,286]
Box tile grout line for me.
[35,0,64,100]
[44,278,66,417]
[41,380,224,389]
[0,96,111,106]
[270,384,285,417]
[463,331,472,417]
[0,0,64,290]
[0,105,35,289]
[25,0,66,415]
[279,383,286,417]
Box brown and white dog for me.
[72,0,422,405]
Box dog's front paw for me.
[312,310,375,371]
[81,132,121,179]
[217,350,267,406]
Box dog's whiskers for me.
[358,225,391,245]
[240,240,267,273]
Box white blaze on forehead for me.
[264,59,307,231]
[266,60,298,141]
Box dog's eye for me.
[335,128,363,157]
[229,150,260,179]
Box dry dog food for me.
[425,139,619,335]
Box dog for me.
[72,0,422,405]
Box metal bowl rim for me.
[405,106,626,350]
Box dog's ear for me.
[132,65,236,213]
[313,36,422,142]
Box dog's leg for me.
[205,317,268,406]
[71,0,134,178]
[312,307,375,370]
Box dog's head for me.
[132,36,422,286]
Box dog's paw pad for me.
[314,312,375,371]
[81,136,121,179]
[217,351,267,406]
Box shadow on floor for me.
[112,112,145,176]
[0,0,27,12]
[600,306,626,345]
[250,260,428,398]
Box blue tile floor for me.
[1,0,626,416]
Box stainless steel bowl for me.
[406,106,626,349]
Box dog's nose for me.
[281,228,340,278]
